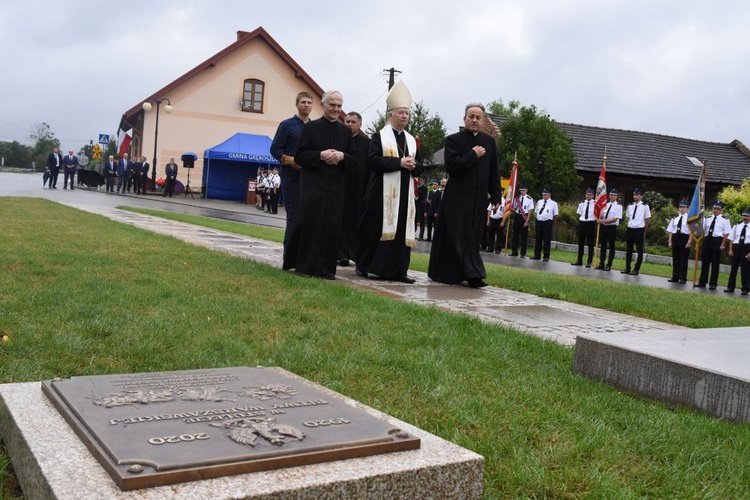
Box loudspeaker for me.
[181,154,195,169]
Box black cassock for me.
[428,129,502,284]
[339,133,370,261]
[283,118,355,277]
[355,130,424,279]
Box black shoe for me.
[355,267,367,278]
[585,264,592,268]
[694,283,706,288]
[668,278,679,283]
[679,279,686,284]
[571,262,582,266]
[494,250,501,254]
[426,238,431,242]
[70,187,74,190]
[520,255,526,258]
[467,278,488,289]
[509,253,518,257]
[603,266,611,271]
[620,269,631,274]
[709,285,717,290]
[529,256,540,260]
[629,271,639,276]
[741,290,749,296]
[724,288,735,293]
[543,258,549,262]
[395,275,416,284]
[322,274,336,280]
[63,186,67,189]
[338,259,350,266]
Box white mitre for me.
[386,80,412,111]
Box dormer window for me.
[241,79,264,113]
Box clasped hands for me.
[321,149,344,165]
[400,156,417,171]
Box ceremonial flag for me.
[687,161,707,238]
[502,158,519,221]
[117,128,132,157]
[593,157,607,217]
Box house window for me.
[242,79,264,113]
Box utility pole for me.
[383,67,401,90]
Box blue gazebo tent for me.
[202,133,279,201]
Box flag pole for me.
[502,151,518,255]
[594,147,608,268]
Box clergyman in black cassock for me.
[355,123,424,280]
[339,112,371,265]
[428,103,502,288]
[282,91,355,279]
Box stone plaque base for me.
[40,367,420,491]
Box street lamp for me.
[142,97,173,191]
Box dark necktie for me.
[605,204,612,219]
[540,200,547,217]
[584,201,589,219]
[677,216,683,232]
[740,224,746,245]
[708,216,716,236]
[632,203,638,221]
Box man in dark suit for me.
[416,177,428,240]
[137,156,150,194]
[425,180,443,242]
[164,158,178,197]
[116,153,132,193]
[62,150,78,190]
[103,155,117,192]
[46,147,63,188]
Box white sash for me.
[380,124,417,247]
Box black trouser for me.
[425,214,436,241]
[624,227,645,271]
[511,213,528,256]
[49,166,60,187]
[699,236,723,286]
[534,220,554,259]
[416,204,426,238]
[268,189,278,214]
[726,243,750,290]
[576,220,596,264]
[740,246,750,292]
[105,175,116,192]
[63,168,75,188]
[671,233,690,280]
[487,218,503,252]
[165,177,176,197]
[598,225,617,267]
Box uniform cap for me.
[519,185,528,191]
[585,187,595,194]
[542,188,551,194]
[609,188,619,195]
[742,208,750,216]
[633,188,643,195]
[386,81,412,111]
[713,201,725,208]
[679,200,689,207]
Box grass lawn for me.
[1,198,749,498]
[126,206,750,329]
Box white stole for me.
[380,124,417,247]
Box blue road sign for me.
[98,134,110,144]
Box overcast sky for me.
[2,0,748,154]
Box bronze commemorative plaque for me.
[42,367,420,491]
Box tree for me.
[0,141,33,169]
[29,122,60,171]
[366,101,446,170]
[491,101,580,201]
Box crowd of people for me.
[269,85,750,294]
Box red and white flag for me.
[118,128,132,157]
[593,156,607,218]
[503,158,519,221]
